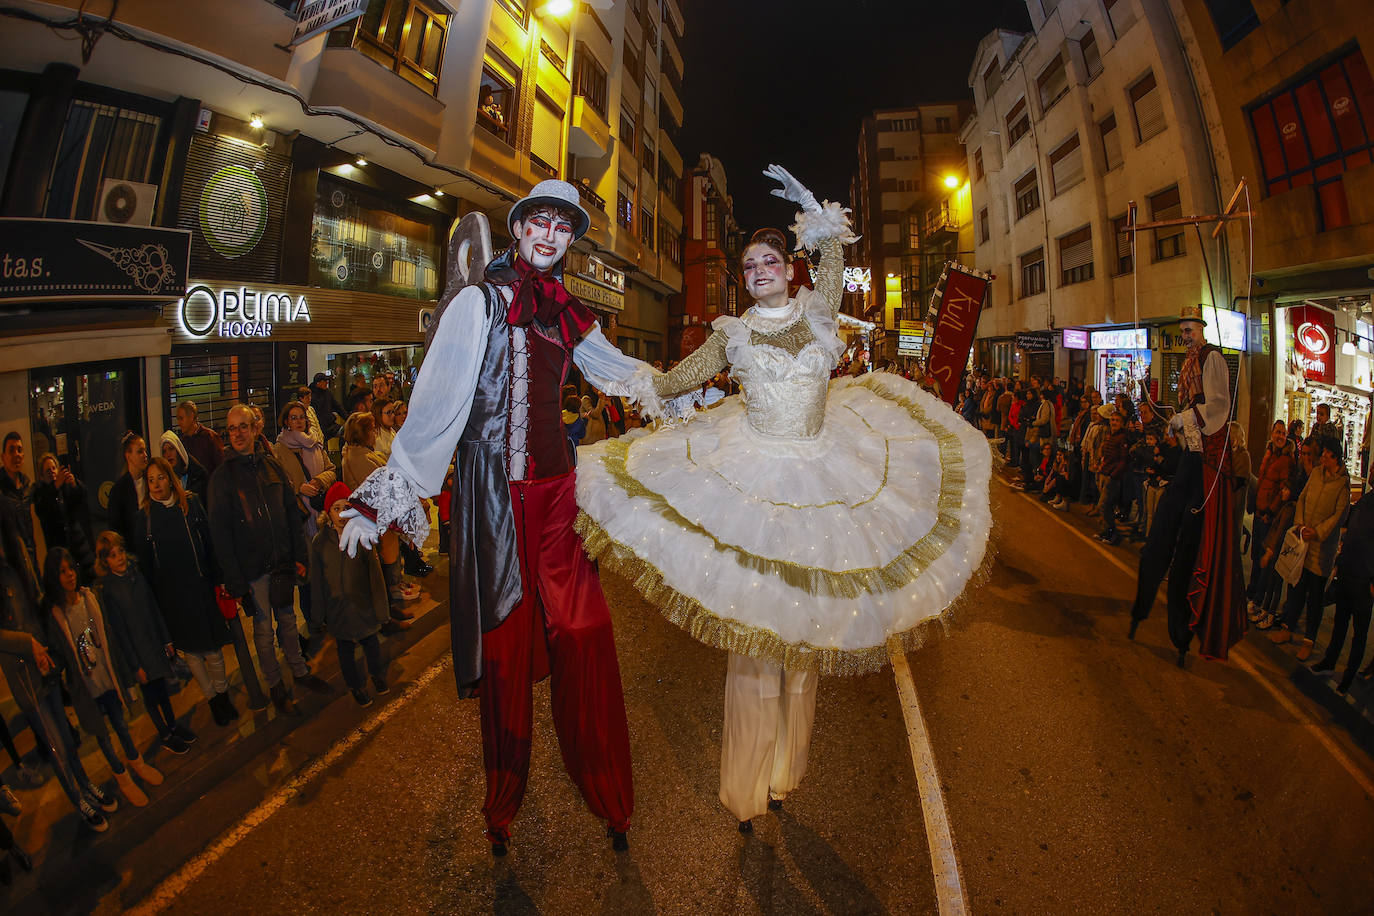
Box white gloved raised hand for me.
[703,387,726,406]
[1167,411,1187,435]
[763,163,821,213]
[339,508,379,558]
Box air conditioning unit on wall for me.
[97,179,158,225]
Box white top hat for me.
[508,179,591,240]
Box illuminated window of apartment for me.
[1148,185,1185,260]
[1130,72,1166,142]
[982,58,1002,100]
[974,147,984,181]
[640,201,655,247]
[1110,214,1133,275]
[1099,112,1123,171]
[573,44,609,119]
[978,207,990,243]
[1079,28,1102,81]
[617,177,634,230]
[1249,48,1374,232]
[344,0,451,96]
[1006,97,1030,146]
[1013,169,1040,220]
[477,56,518,145]
[1020,247,1045,297]
[1058,225,1093,285]
[1048,133,1083,195]
[907,214,920,250]
[705,198,719,245]
[1037,52,1069,113]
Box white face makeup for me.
[514,209,574,271]
[741,242,792,307]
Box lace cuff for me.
[790,200,858,251]
[349,465,430,545]
[625,364,711,423]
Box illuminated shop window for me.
[310,175,442,300]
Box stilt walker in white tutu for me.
[575,165,994,831]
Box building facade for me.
[1171,0,1374,469]
[0,0,688,524]
[963,1,1227,401]
[672,153,739,360]
[849,102,970,366]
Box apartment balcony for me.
[924,205,959,238]
[659,79,684,131]
[659,127,683,180]
[570,95,611,158]
[661,28,684,84]
[659,191,683,229]
[311,47,444,151]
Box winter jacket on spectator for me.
[107,472,141,543]
[1024,398,1053,446]
[1081,420,1107,474]
[996,390,1013,429]
[180,423,225,477]
[0,470,40,566]
[100,559,175,682]
[341,443,387,492]
[1293,464,1350,576]
[135,494,230,653]
[160,430,210,506]
[1099,427,1132,479]
[310,524,388,642]
[1255,440,1294,515]
[33,475,95,581]
[207,448,308,599]
[1335,489,1374,579]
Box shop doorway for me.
[29,359,143,531]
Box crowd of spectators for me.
[0,371,439,882]
[954,370,1374,696]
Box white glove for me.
[763,163,820,213]
[704,387,725,406]
[1167,411,1186,435]
[339,508,379,558]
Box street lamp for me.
[943,174,959,189]
[541,0,574,15]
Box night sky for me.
[679,0,1032,231]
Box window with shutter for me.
[1099,113,1123,171]
[1020,247,1045,297]
[983,58,1002,99]
[1111,214,1133,275]
[1130,72,1166,142]
[1014,169,1040,219]
[974,147,984,181]
[1148,185,1184,260]
[978,207,990,243]
[1049,133,1084,195]
[1006,97,1030,145]
[1080,28,1102,80]
[1058,225,1093,285]
[1037,53,1069,113]
[1104,0,1137,38]
[531,95,563,175]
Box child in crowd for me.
[96,531,196,755]
[43,548,163,807]
[436,468,454,556]
[311,483,390,707]
[1253,482,1297,629]
[563,396,588,465]
[1127,428,1157,539]
[1042,450,1075,510]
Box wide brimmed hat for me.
[1178,303,1208,326]
[508,179,591,241]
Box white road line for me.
[889,644,968,916]
[1006,480,1374,799]
[130,655,454,915]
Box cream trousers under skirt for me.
[719,652,819,822]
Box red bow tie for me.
[508,256,596,347]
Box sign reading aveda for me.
[177,282,311,339]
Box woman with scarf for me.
[575,165,992,832]
[273,400,341,638]
[136,457,238,725]
[158,429,210,506]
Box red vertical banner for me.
[1289,304,1336,384]
[925,264,990,405]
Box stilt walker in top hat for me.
[339,180,690,855]
[1129,304,1247,665]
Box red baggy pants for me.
[480,472,634,842]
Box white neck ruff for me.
[743,298,802,333]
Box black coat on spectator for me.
[135,494,230,653]
[207,448,307,598]
[310,525,388,642]
[33,476,96,582]
[100,560,175,681]
[1336,490,1374,579]
[0,471,38,564]
[107,472,140,543]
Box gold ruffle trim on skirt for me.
[578,374,996,675]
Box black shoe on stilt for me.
[491,840,508,857]
[607,827,629,852]
[1127,619,1140,641]
[1176,650,1187,668]
[767,798,783,812]
[738,820,753,834]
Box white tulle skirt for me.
[574,372,993,675]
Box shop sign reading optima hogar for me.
[176,282,311,340]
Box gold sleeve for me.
[813,237,844,316]
[652,330,729,398]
